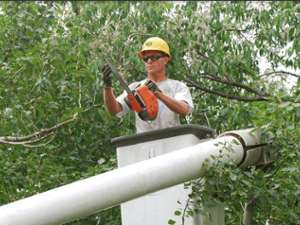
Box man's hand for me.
[101,64,112,87]
[144,80,162,93]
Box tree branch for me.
[185,78,269,102]
[196,73,268,97]
[0,131,55,146]
[181,197,190,225]
[214,24,254,34]
[23,135,57,148]
[260,70,300,79]
[198,52,219,67]
[0,113,78,146]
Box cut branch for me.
[0,113,78,146]
[23,135,57,148]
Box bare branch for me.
[0,104,105,147]
[260,70,300,78]
[196,73,268,97]
[181,197,190,225]
[204,112,211,128]
[216,24,254,34]
[127,32,155,40]
[185,78,269,102]
[23,134,57,148]
[0,113,78,146]
[224,28,250,33]
[0,132,56,146]
[78,80,82,108]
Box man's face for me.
[141,50,170,75]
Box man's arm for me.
[144,80,192,116]
[103,87,123,116]
[101,64,123,116]
[154,92,190,116]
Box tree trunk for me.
[242,197,256,225]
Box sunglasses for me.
[142,55,165,63]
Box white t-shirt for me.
[116,78,194,133]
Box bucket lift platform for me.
[112,125,223,225]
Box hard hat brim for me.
[138,49,171,58]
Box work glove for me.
[101,64,113,87]
[144,80,162,93]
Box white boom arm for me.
[0,129,262,225]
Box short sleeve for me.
[115,90,130,118]
[174,82,194,114]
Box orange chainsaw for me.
[107,63,158,121]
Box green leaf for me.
[174,210,181,216]
[168,219,176,225]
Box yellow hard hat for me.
[138,37,171,58]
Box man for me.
[102,37,194,133]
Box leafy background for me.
[0,2,299,225]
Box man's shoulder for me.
[166,78,182,83]
[165,78,188,87]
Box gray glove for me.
[101,64,112,87]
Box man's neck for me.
[148,72,167,82]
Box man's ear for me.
[164,56,171,65]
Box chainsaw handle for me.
[127,93,143,112]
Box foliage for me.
[0,1,299,225]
